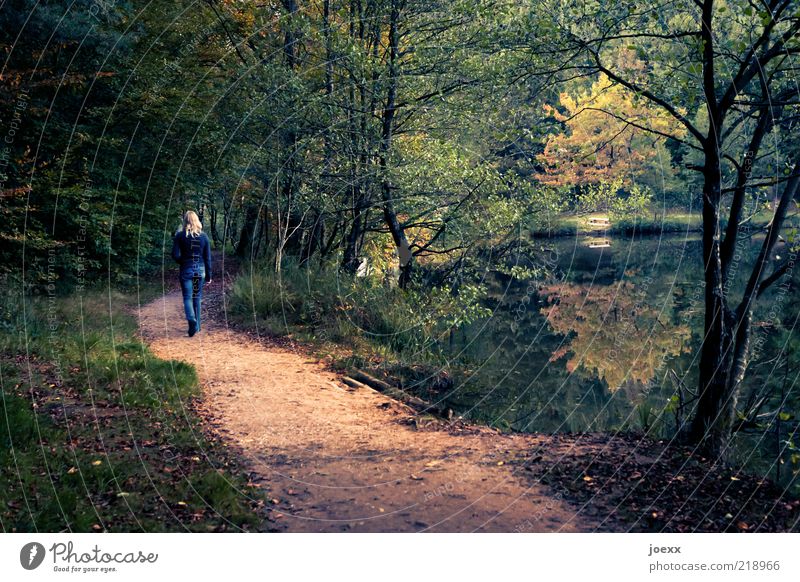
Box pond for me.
[442,232,799,487]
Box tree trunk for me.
[274,0,302,271]
[690,149,800,456]
[379,0,413,288]
[340,0,370,275]
[208,205,221,246]
[282,0,299,69]
[688,151,736,454]
[342,197,365,273]
[236,204,259,259]
[301,210,318,263]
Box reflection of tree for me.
[540,280,692,393]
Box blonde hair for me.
[181,210,203,237]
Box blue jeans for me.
[180,274,204,331]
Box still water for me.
[442,234,799,484]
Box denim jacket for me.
[172,231,212,281]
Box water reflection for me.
[540,277,692,394]
[584,237,612,249]
[444,233,798,488]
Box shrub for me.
[230,259,490,361]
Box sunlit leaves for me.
[537,69,686,189]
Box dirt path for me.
[137,288,597,532]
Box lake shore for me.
[530,210,795,238]
[185,270,800,531]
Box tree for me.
[534,0,800,456]
[537,67,685,189]
[0,0,259,284]
[0,1,127,283]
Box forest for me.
[2,0,800,532]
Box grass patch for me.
[0,283,266,532]
[229,259,487,400]
[610,213,701,235]
[532,211,702,237]
[533,208,800,238]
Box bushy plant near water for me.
[230,259,491,361]
[574,179,622,215]
[609,183,652,220]
[573,179,653,220]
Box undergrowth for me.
[229,258,489,398]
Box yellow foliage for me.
[537,70,686,188]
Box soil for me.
[137,260,798,533]
[136,284,599,532]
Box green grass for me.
[532,211,702,237]
[233,260,435,356]
[533,207,800,238]
[610,213,701,235]
[0,284,265,532]
[229,259,483,399]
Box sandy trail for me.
[137,288,595,532]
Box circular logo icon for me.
[20,542,46,570]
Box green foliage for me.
[230,259,490,361]
[610,183,653,220]
[4,0,800,486]
[575,179,623,214]
[0,1,254,286]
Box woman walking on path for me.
[172,210,212,336]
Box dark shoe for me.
[188,320,197,337]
